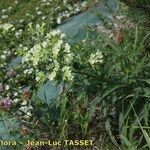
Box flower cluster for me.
[0,97,13,108]
[19,99,33,119]
[88,51,103,67]
[22,28,74,82]
[0,23,15,31]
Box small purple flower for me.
[2,97,13,108]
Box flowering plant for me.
[21,26,74,83]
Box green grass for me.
[0,0,98,29]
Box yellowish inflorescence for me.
[22,27,74,83]
[88,51,103,67]
[0,23,15,31]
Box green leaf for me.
[105,119,120,148]
[130,102,150,149]
[120,135,136,150]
